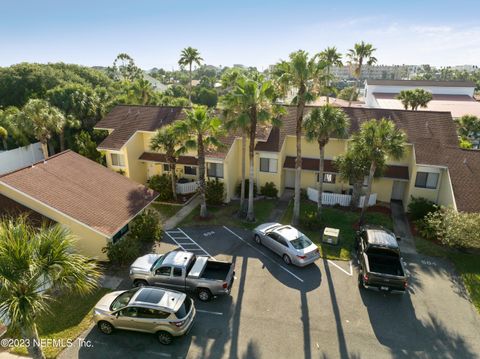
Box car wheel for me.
[254,234,261,245]
[358,273,364,289]
[98,321,114,335]
[133,279,148,288]
[282,254,292,265]
[157,331,173,345]
[197,288,212,302]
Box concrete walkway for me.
[267,189,294,222]
[163,195,201,230]
[390,201,417,254]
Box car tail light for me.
[363,274,369,282]
[222,282,228,289]
[170,320,185,327]
[297,255,306,259]
[404,281,408,288]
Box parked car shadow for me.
[359,288,476,358]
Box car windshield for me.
[110,289,138,311]
[151,255,165,271]
[290,234,313,250]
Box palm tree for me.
[319,47,343,103]
[303,105,349,218]
[132,78,155,105]
[273,50,323,225]
[0,217,100,359]
[456,114,480,145]
[0,126,7,150]
[150,125,187,201]
[174,106,223,218]
[222,73,283,221]
[0,107,28,149]
[346,41,377,106]
[335,148,370,210]
[396,89,433,110]
[178,47,203,103]
[20,99,65,159]
[353,119,406,223]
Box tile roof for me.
[0,151,158,237]
[283,156,409,180]
[366,79,476,87]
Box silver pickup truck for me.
[129,250,235,301]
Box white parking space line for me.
[327,259,353,276]
[165,228,217,260]
[164,231,186,251]
[196,309,224,316]
[223,226,304,283]
[178,228,216,260]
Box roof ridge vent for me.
[463,157,467,165]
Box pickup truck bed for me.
[367,253,404,277]
[202,261,232,281]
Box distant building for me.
[331,65,420,81]
[364,79,480,118]
[143,73,168,92]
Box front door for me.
[284,170,295,189]
[391,181,406,201]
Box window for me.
[163,164,170,172]
[184,166,197,175]
[316,173,336,183]
[112,224,129,244]
[111,153,125,167]
[260,158,278,173]
[207,163,224,178]
[156,266,171,276]
[173,268,183,277]
[415,172,439,189]
[137,307,170,319]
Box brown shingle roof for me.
[366,79,476,87]
[96,105,186,150]
[283,156,409,180]
[0,151,158,237]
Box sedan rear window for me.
[290,235,313,250]
[175,298,191,319]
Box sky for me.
[1,0,480,70]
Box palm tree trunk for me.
[292,94,306,226]
[246,111,257,222]
[240,131,246,214]
[351,180,362,210]
[40,141,49,159]
[326,66,330,104]
[171,162,177,201]
[60,129,66,152]
[22,324,45,359]
[348,67,361,107]
[188,63,192,104]
[360,162,376,224]
[317,143,325,219]
[198,134,207,217]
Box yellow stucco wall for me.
[124,133,148,184]
[437,169,457,209]
[405,164,442,206]
[0,183,110,260]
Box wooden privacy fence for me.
[307,187,377,208]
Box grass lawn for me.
[414,236,480,313]
[281,199,393,261]
[150,203,181,222]
[179,199,277,231]
[10,288,110,359]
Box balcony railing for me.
[176,181,199,194]
[307,187,377,207]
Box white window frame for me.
[260,158,278,173]
[316,172,336,184]
[207,163,224,178]
[415,171,439,189]
[111,153,125,167]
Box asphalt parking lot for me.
[61,225,480,359]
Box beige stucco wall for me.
[124,133,148,184]
[0,183,110,260]
[437,169,457,209]
[405,164,443,207]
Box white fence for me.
[0,143,44,175]
[307,187,377,208]
[176,181,199,194]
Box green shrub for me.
[206,178,225,205]
[260,182,278,198]
[300,209,320,230]
[419,206,480,249]
[300,188,308,200]
[102,236,141,266]
[408,196,438,221]
[235,179,257,199]
[149,174,173,201]
[338,86,358,101]
[129,209,162,244]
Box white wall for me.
[0,143,44,175]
